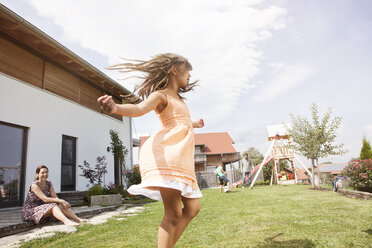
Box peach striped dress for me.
[128,93,202,200]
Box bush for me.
[254,180,270,186]
[103,183,126,196]
[78,156,107,186]
[125,169,141,188]
[343,159,372,193]
[86,184,104,203]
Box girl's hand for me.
[97,95,118,114]
[193,119,205,128]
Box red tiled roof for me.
[195,132,237,154]
[296,169,309,180]
[139,132,237,155]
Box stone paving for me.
[0,205,118,237]
[0,204,146,248]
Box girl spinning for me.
[98,53,204,248]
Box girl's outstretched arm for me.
[192,118,204,128]
[97,92,166,117]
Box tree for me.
[110,129,128,186]
[242,147,264,167]
[288,103,347,188]
[360,136,372,160]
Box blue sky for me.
[2,0,371,165]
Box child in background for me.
[98,53,204,248]
[214,165,230,193]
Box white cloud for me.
[253,64,316,103]
[26,0,288,124]
[363,125,372,139]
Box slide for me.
[232,155,273,188]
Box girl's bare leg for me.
[158,188,182,248]
[171,197,201,247]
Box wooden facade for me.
[0,5,137,120]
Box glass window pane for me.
[0,123,23,204]
[61,165,73,185]
[62,138,73,164]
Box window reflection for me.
[0,123,24,207]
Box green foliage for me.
[289,103,347,187]
[125,169,142,188]
[254,180,270,185]
[86,184,104,203]
[103,183,126,196]
[264,160,290,181]
[289,103,346,161]
[343,159,372,193]
[109,129,128,184]
[241,147,264,167]
[360,137,372,160]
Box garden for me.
[19,185,371,248]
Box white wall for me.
[0,73,132,197]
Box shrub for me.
[343,159,372,193]
[254,180,270,186]
[103,182,126,196]
[125,169,141,188]
[86,184,104,203]
[360,137,372,160]
[78,156,107,186]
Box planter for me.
[90,194,122,206]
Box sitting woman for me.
[21,165,88,225]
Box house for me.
[296,169,310,184]
[194,132,240,171]
[0,5,136,208]
[295,163,347,185]
[139,132,241,188]
[315,163,347,183]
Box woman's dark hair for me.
[34,165,49,181]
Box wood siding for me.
[0,36,43,88]
[44,62,80,102]
[0,35,122,121]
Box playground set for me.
[233,124,312,188]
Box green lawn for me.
[20,185,372,248]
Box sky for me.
[1,0,372,166]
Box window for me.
[0,122,27,208]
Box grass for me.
[20,185,372,248]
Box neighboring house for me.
[194,132,240,171]
[315,163,347,183]
[139,132,241,188]
[296,169,310,184]
[0,5,136,208]
[295,163,347,184]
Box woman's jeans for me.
[242,172,251,187]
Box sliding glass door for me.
[0,122,27,208]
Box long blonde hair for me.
[108,53,198,100]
